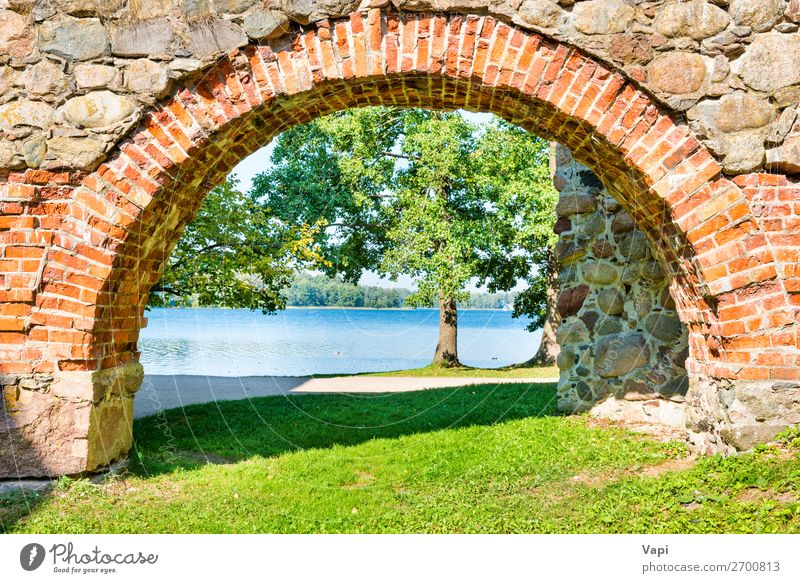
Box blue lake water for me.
[139,307,541,377]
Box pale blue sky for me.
[229,110,502,290]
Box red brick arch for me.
[2,9,798,475]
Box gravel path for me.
[135,374,558,418]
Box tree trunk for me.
[528,249,560,366]
[433,292,460,366]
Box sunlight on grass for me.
[323,364,559,379]
[3,384,798,534]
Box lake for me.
[139,307,541,377]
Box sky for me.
[228,110,503,291]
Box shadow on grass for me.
[0,485,51,534]
[130,382,560,477]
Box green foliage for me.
[252,108,556,320]
[285,273,518,309]
[7,384,799,534]
[470,123,558,330]
[150,178,326,312]
[286,273,410,308]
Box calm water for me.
[139,307,541,376]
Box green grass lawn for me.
[317,363,560,378]
[2,383,798,534]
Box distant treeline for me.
[286,274,516,309]
[286,274,411,308]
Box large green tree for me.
[472,133,560,364]
[252,108,557,366]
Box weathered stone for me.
[125,59,169,97]
[556,319,590,344]
[40,16,109,61]
[580,260,618,285]
[711,55,730,83]
[573,0,634,35]
[74,63,116,89]
[580,309,600,332]
[52,0,125,15]
[0,9,34,59]
[774,107,798,141]
[22,135,46,168]
[648,53,707,94]
[187,19,248,59]
[592,239,613,258]
[0,65,16,97]
[557,284,590,317]
[22,60,67,96]
[642,260,665,282]
[557,346,576,370]
[687,93,773,173]
[608,33,653,64]
[555,193,597,216]
[610,210,634,234]
[242,8,291,39]
[61,91,135,129]
[735,33,800,92]
[644,312,683,342]
[596,288,625,315]
[0,140,17,167]
[0,363,142,477]
[590,395,687,428]
[216,0,259,13]
[729,0,784,32]
[788,0,800,23]
[123,0,172,19]
[617,231,650,261]
[660,375,689,397]
[111,19,174,57]
[595,315,623,336]
[713,128,768,173]
[579,213,605,236]
[687,378,800,453]
[517,0,561,28]
[575,381,592,401]
[553,216,571,234]
[766,134,800,173]
[595,333,650,378]
[554,239,586,264]
[653,0,729,39]
[46,135,106,170]
[0,100,55,131]
[182,0,215,21]
[715,92,774,132]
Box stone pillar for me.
[0,362,142,477]
[552,145,689,429]
[685,377,800,454]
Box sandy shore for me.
[135,374,558,418]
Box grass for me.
[2,383,799,534]
[316,363,560,378]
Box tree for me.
[253,108,557,366]
[149,178,326,311]
[471,127,560,364]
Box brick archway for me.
[2,10,798,476]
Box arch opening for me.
[1,10,797,477]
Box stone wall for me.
[3,0,800,175]
[1,4,799,476]
[553,144,689,428]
